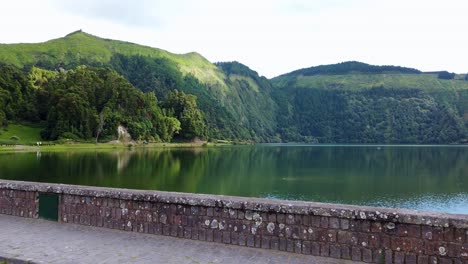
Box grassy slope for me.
[0,124,43,144]
[273,73,468,91]
[273,72,468,115]
[296,74,468,91]
[229,74,260,92]
[0,31,227,89]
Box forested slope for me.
[272,62,468,143]
[1,33,467,144]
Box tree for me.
[437,71,455,80]
[95,107,110,143]
[162,90,206,139]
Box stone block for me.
[286,214,295,225]
[405,253,417,264]
[254,235,261,248]
[372,249,384,263]
[310,216,321,227]
[247,234,255,247]
[338,231,352,244]
[329,244,341,258]
[454,229,465,243]
[310,242,320,256]
[432,227,445,241]
[362,248,372,263]
[213,230,222,243]
[222,231,231,244]
[329,217,340,229]
[320,217,329,228]
[340,219,349,230]
[385,249,393,264]
[170,225,179,237]
[238,233,246,246]
[207,208,213,217]
[280,237,288,251]
[287,239,294,252]
[184,227,192,239]
[417,255,429,264]
[261,236,270,249]
[271,237,279,250]
[411,238,425,254]
[447,242,462,258]
[369,233,381,248]
[352,247,361,261]
[302,240,311,255]
[341,245,351,259]
[320,243,329,257]
[361,220,371,232]
[277,213,285,224]
[394,251,405,264]
[206,229,214,242]
[439,257,454,264]
[358,232,369,247]
[294,240,302,254]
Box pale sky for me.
[1,0,467,78]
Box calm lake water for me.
[0,145,467,214]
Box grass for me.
[0,124,234,153]
[0,31,227,89]
[283,73,468,92]
[0,124,43,144]
[229,74,260,92]
[0,140,227,153]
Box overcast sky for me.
[1,0,467,77]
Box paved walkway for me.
[0,215,358,264]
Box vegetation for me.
[437,71,456,80]
[0,124,43,144]
[0,64,206,143]
[272,64,468,144]
[109,54,280,141]
[0,32,467,144]
[278,61,421,78]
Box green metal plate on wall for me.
[38,193,59,221]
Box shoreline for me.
[0,141,231,153]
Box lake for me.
[0,145,466,214]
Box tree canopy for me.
[0,64,206,142]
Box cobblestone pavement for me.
[0,215,359,264]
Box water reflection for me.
[0,145,466,214]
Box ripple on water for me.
[262,192,468,214]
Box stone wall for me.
[0,180,467,264]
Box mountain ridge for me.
[0,31,467,143]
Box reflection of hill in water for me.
[0,145,466,213]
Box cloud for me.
[54,0,165,28]
[1,0,468,77]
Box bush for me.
[438,71,455,80]
[9,135,19,141]
[59,132,80,141]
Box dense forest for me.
[272,62,468,144]
[1,64,205,142]
[0,32,467,144]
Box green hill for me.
[272,63,468,143]
[0,31,279,142]
[1,32,467,144]
[0,30,225,87]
